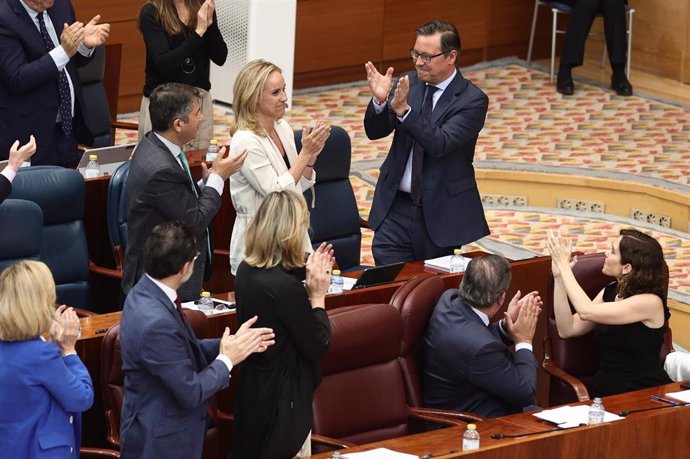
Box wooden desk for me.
[78,256,551,448]
[310,382,690,458]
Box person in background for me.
[120,221,274,459]
[138,0,227,150]
[123,83,246,302]
[228,59,330,275]
[0,260,93,458]
[424,255,542,418]
[1,135,37,205]
[0,0,110,166]
[556,0,633,96]
[363,19,489,266]
[548,229,672,396]
[232,191,333,458]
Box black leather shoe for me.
[556,77,574,96]
[611,75,633,96]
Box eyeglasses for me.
[410,49,447,63]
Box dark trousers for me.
[31,122,79,167]
[559,0,628,69]
[372,193,455,266]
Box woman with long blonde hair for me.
[231,191,334,458]
[138,0,227,149]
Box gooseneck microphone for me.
[619,402,689,417]
[491,427,561,439]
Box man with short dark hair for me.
[120,221,274,459]
[123,82,248,301]
[423,255,542,417]
[363,19,489,265]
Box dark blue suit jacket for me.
[364,70,490,248]
[0,339,93,458]
[423,290,537,418]
[0,0,93,165]
[0,174,11,205]
[120,274,229,459]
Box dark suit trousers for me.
[559,0,628,69]
[372,193,455,266]
[31,122,78,167]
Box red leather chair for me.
[389,274,483,423]
[100,310,230,459]
[543,252,673,405]
[311,303,467,452]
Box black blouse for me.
[139,3,228,96]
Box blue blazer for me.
[119,274,230,459]
[364,70,490,248]
[423,290,537,418]
[0,0,93,165]
[0,339,94,458]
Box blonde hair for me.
[145,0,204,37]
[0,261,56,341]
[244,191,309,270]
[229,59,282,136]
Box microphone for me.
[491,427,560,439]
[619,402,688,417]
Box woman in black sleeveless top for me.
[548,229,671,396]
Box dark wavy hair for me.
[617,229,670,321]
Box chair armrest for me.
[408,406,467,427]
[79,447,121,458]
[311,433,357,450]
[542,354,591,402]
[89,261,123,279]
[216,409,234,424]
[104,409,120,449]
[410,406,483,424]
[112,121,139,131]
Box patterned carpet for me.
[115,62,690,302]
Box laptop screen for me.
[76,144,136,178]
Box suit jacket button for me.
[69,415,74,424]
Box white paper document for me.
[533,405,623,428]
[336,448,419,459]
[423,254,471,272]
[665,390,690,403]
[342,277,357,291]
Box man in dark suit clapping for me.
[423,255,542,418]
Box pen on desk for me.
[650,394,679,406]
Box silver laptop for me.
[77,144,136,178]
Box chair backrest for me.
[295,126,361,271]
[313,303,410,445]
[107,160,131,270]
[0,199,43,272]
[78,45,113,148]
[389,274,446,407]
[10,166,91,309]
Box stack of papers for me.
[423,254,471,272]
[334,448,419,459]
[666,390,690,403]
[533,405,623,428]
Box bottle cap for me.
[89,154,97,160]
[467,423,476,430]
[332,269,341,275]
[201,291,211,297]
[210,139,218,145]
[454,248,462,255]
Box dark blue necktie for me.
[36,12,73,138]
[411,85,438,204]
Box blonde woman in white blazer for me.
[228,59,331,274]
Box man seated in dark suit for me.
[123,82,247,302]
[0,135,36,205]
[423,255,542,418]
[363,19,490,265]
[120,221,275,459]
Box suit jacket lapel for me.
[431,70,468,125]
[408,76,425,115]
[11,0,47,54]
[145,132,200,195]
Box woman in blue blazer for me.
[0,261,94,458]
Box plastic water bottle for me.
[462,423,480,451]
[329,269,344,294]
[588,397,605,425]
[197,291,214,313]
[84,154,100,178]
[449,248,465,273]
[206,139,219,162]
